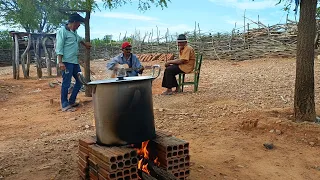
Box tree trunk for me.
[294,0,317,122]
[84,10,92,97]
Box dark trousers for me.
[61,62,82,108]
[162,64,184,89]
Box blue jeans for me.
[61,62,82,108]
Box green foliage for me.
[91,34,115,48]
[275,0,320,18]
[0,30,12,49]
[0,0,170,34]
[0,0,69,33]
[103,35,113,41]
[101,0,170,11]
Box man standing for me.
[162,34,195,95]
[55,13,91,112]
[107,42,144,77]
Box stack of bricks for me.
[78,137,96,179]
[152,132,191,180]
[78,137,139,180]
[78,132,190,180]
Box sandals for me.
[70,102,80,107]
[62,105,76,112]
[161,91,173,95]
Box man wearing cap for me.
[55,13,91,112]
[107,42,144,77]
[161,34,195,95]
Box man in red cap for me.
[107,41,144,77]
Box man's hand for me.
[82,42,92,49]
[85,42,92,49]
[165,62,171,67]
[138,66,145,74]
[59,62,66,70]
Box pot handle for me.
[151,65,161,79]
[77,72,88,85]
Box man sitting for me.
[107,42,144,77]
[162,34,195,95]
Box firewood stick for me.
[148,162,177,180]
[141,171,157,180]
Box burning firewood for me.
[141,171,157,180]
[136,140,177,180]
[147,161,177,180]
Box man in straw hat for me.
[55,13,91,112]
[161,34,195,95]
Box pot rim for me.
[88,76,155,85]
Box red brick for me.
[89,167,99,180]
[79,136,96,148]
[78,150,89,161]
[79,145,89,155]
[78,156,88,167]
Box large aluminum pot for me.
[82,65,160,146]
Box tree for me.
[0,0,170,33]
[0,30,13,49]
[264,0,318,122]
[0,0,70,33]
[294,0,318,122]
[103,35,113,42]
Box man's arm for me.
[133,55,144,74]
[55,29,66,70]
[80,41,91,49]
[106,56,120,70]
[165,59,186,67]
[166,46,192,67]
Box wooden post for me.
[243,9,246,49]
[84,10,92,97]
[42,36,52,76]
[21,34,31,78]
[194,21,197,41]
[14,34,19,79]
[11,35,16,79]
[26,51,31,77]
[35,36,42,78]
[156,26,159,44]
[151,29,153,54]
[53,37,61,76]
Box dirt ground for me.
[1,57,320,180]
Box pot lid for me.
[88,76,155,85]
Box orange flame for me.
[137,140,150,174]
[136,140,160,176]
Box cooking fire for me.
[78,131,190,180]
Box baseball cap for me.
[121,42,131,49]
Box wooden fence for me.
[96,19,301,61]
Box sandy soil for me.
[0,58,320,180]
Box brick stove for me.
[78,131,190,180]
